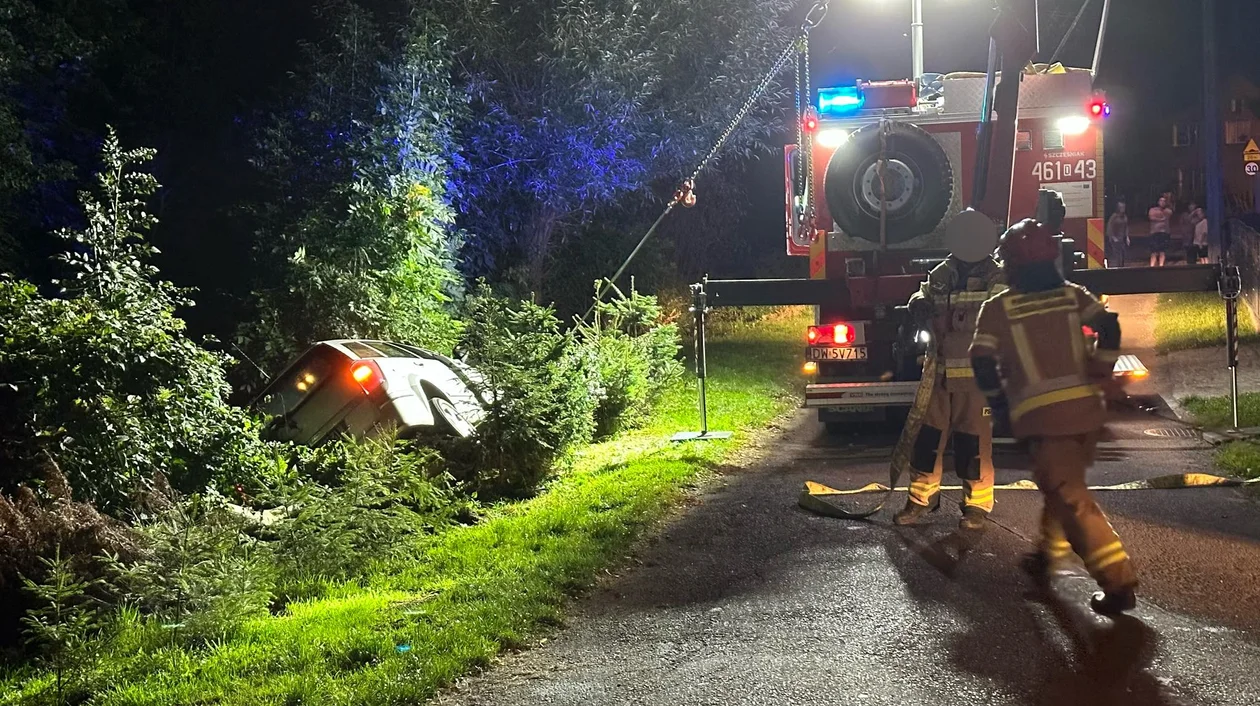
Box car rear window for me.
[339,340,418,359]
[360,340,416,358]
[256,346,344,418]
[340,341,386,358]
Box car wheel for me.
[431,394,476,438]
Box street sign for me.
[1245,139,1260,163]
[1248,162,1259,177]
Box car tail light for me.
[350,360,386,392]
[807,323,855,346]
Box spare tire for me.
[823,121,954,244]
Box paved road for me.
[437,404,1260,706]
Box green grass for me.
[2,308,811,706]
[1181,392,1260,430]
[1212,441,1260,479]
[1179,392,1260,479]
[1153,292,1258,353]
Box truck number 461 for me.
[1032,159,1097,182]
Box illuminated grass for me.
[1181,392,1260,430]
[1180,393,1260,479]
[1153,292,1258,353]
[1213,441,1260,480]
[1,308,811,706]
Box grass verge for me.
[2,308,810,706]
[1180,392,1260,479]
[1153,292,1258,353]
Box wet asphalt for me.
[435,400,1260,706]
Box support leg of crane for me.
[1222,266,1241,430]
[673,281,732,442]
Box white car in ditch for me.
[251,339,487,446]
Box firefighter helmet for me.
[943,208,999,262]
[998,218,1060,267]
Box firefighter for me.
[969,219,1138,615]
[894,210,1005,531]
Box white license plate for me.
[807,346,868,361]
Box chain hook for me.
[673,179,697,208]
[803,0,829,31]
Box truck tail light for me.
[807,323,855,345]
[350,360,386,393]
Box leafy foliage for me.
[0,458,138,655]
[584,285,683,439]
[237,0,468,385]
[20,545,104,704]
[0,131,276,511]
[104,480,274,645]
[437,0,796,291]
[264,436,463,603]
[442,286,597,498]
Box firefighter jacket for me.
[908,257,1006,391]
[969,282,1119,438]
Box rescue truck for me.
[785,64,1110,431]
[677,0,1234,440]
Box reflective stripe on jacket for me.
[969,283,1110,437]
[909,258,1006,390]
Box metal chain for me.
[585,25,811,322]
[794,41,805,213]
[685,38,800,187]
[801,32,815,230]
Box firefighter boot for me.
[893,495,941,526]
[1090,587,1138,615]
[959,505,988,531]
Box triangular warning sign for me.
[1245,138,1260,162]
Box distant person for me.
[1148,195,1173,267]
[1183,202,1204,265]
[1191,206,1209,264]
[1106,202,1129,267]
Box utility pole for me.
[1204,0,1224,260]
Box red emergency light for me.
[807,323,855,346]
[803,112,819,133]
[1089,100,1110,118]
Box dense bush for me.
[0,459,140,650]
[584,286,683,439]
[0,131,276,512]
[263,436,464,603]
[441,286,597,499]
[104,476,275,646]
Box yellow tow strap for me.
[801,473,1260,500]
[798,344,939,519]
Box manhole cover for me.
[1143,427,1199,439]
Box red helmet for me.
[998,219,1059,267]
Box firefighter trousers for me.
[1030,432,1138,593]
[908,386,995,512]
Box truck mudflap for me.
[804,380,920,408]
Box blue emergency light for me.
[817,85,865,117]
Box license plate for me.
[807,346,868,361]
